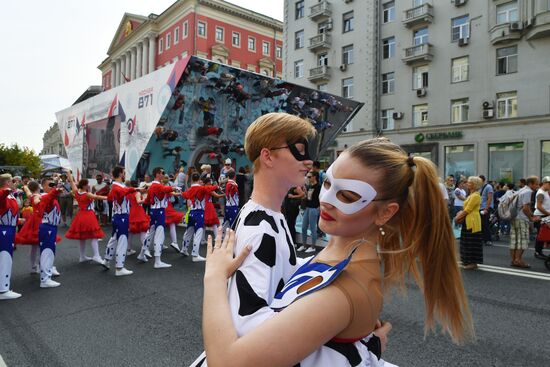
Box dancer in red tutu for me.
[165,200,184,249]
[65,171,108,266]
[16,180,62,274]
[200,174,224,240]
[128,180,150,257]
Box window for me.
[318,20,331,34]
[451,98,469,123]
[295,30,304,49]
[295,0,305,19]
[343,11,354,33]
[318,83,328,92]
[497,1,519,24]
[232,32,240,47]
[382,37,395,59]
[159,38,164,54]
[174,27,180,44]
[215,27,224,42]
[413,0,426,6]
[452,15,470,41]
[318,53,328,66]
[414,27,429,45]
[294,60,304,78]
[248,36,256,51]
[342,78,354,98]
[276,46,282,59]
[183,21,189,38]
[496,46,518,75]
[445,145,475,179]
[412,65,429,89]
[413,104,429,126]
[489,142,524,182]
[341,45,354,65]
[383,2,395,23]
[262,41,270,56]
[381,109,395,130]
[166,33,171,49]
[382,72,395,94]
[452,56,469,82]
[197,21,206,37]
[497,91,517,118]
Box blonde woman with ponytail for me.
[199,137,474,367]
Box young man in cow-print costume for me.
[192,113,390,366]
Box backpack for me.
[498,191,519,221]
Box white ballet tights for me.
[170,223,177,243]
[30,245,39,269]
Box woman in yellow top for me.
[456,176,483,270]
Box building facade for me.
[98,0,283,90]
[283,0,378,162]
[284,0,550,181]
[41,123,66,157]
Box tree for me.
[0,143,42,177]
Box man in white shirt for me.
[510,176,541,268]
[533,176,550,260]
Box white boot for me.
[154,256,172,269]
[192,255,206,262]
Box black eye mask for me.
[288,139,313,162]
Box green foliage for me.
[0,143,42,177]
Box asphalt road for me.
[1,226,549,367]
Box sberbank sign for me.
[414,131,463,143]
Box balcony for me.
[402,43,433,64]
[489,22,522,45]
[308,33,332,52]
[403,3,434,28]
[308,65,331,83]
[309,0,332,21]
[526,12,550,40]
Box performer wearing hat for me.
[0,173,22,300]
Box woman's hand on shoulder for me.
[205,227,252,282]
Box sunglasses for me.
[306,176,312,178]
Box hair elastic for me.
[406,156,416,168]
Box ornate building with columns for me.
[98,0,283,90]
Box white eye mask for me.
[319,166,378,215]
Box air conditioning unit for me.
[482,100,494,110]
[453,0,467,6]
[326,19,333,31]
[416,88,427,97]
[458,37,469,46]
[393,112,404,120]
[339,64,348,71]
[510,21,523,31]
[483,109,494,119]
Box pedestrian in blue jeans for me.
[299,171,321,253]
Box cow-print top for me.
[227,200,299,336]
[191,200,392,367]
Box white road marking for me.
[0,353,7,367]
[476,264,550,281]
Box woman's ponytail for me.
[348,138,475,344]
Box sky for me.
[0,0,284,153]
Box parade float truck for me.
[56,56,363,181]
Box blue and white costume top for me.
[225,180,239,207]
[109,182,135,216]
